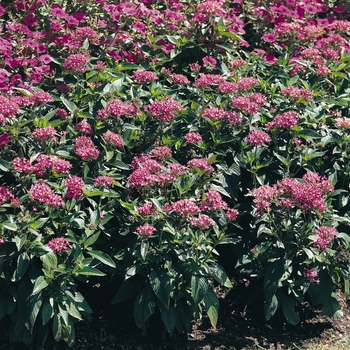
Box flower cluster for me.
[94,176,115,187]
[281,86,313,101]
[29,182,64,208]
[303,268,320,284]
[145,97,184,122]
[132,70,158,83]
[103,131,124,148]
[266,111,300,130]
[66,176,84,200]
[32,127,57,142]
[0,186,14,206]
[313,226,338,251]
[74,136,100,161]
[184,132,202,144]
[190,214,215,230]
[246,130,271,146]
[187,158,214,174]
[136,223,157,238]
[47,237,69,253]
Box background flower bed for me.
[1,0,350,347]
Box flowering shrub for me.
[1,0,350,347]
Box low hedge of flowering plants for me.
[1,0,350,346]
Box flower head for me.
[47,237,69,253]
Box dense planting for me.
[1,0,350,346]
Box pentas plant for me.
[0,0,350,347]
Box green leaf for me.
[149,269,171,309]
[32,276,49,295]
[28,293,43,332]
[133,285,156,328]
[204,288,219,329]
[74,266,106,277]
[41,252,58,271]
[140,240,149,261]
[53,314,62,342]
[86,250,116,268]
[159,303,176,336]
[2,222,18,231]
[321,293,343,318]
[264,259,285,301]
[60,96,77,114]
[280,293,300,325]
[191,276,208,305]
[264,294,278,320]
[297,129,322,139]
[66,301,83,321]
[112,278,140,304]
[0,159,11,172]
[209,263,233,288]
[12,252,30,282]
[41,298,54,325]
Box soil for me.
[1,278,350,350]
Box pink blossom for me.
[336,117,350,129]
[94,176,115,187]
[187,158,214,174]
[266,111,300,130]
[226,208,239,221]
[66,176,84,200]
[30,92,54,104]
[202,56,217,69]
[202,107,226,121]
[313,226,338,251]
[168,163,188,176]
[132,70,158,83]
[136,223,156,238]
[171,199,200,217]
[32,127,56,142]
[149,146,172,160]
[304,268,320,284]
[200,189,228,211]
[262,33,277,43]
[226,111,243,125]
[138,202,156,216]
[0,134,10,146]
[75,121,93,135]
[246,130,271,146]
[47,237,69,253]
[64,54,90,73]
[184,132,202,144]
[170,74,190,85]
[103,131,124,148]
[29,182,64,207]
[0,186,14,205]
[195,74,226,88]
[190,214,215,230]
[145,97,184,122]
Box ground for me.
[1,278,350,350]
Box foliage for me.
[0,0,350,346]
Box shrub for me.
[0,0,350,346]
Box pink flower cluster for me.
[336,117,350,129]
[187,158,214,175]
[199,189,228,211]
[0,96,20,122]
[13,155,72,176]
[170,74,190,85]
[0,186,14,206]
[47,237,69,253]
[138,202,156,216]
[97,99,140,119]
[202,107,226,121]
[64,53,90,73]
[303,268,320,284]
[103,131,124,148]
[0,134,10,146]
[246,130,271,146]
[313,226,338,251]
[136,223,156,238]
[184,132,202,144]
[75,121,94,135]
[149,146,172,160]
[145,97,184,122]
[195,74,226,88]
[231,93,266,114]
[281,86,313,101]
[250,172,333,214]
[171,199,200,217]
[190,214,215,230]
[132,70,158,83]
[29,182,65,207]
[94,176,115,187]
[266,111,300,130]
[66,176,84,200]
[32,127,57,142]
[74,136,100,161]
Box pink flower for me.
[94,176,115,187]
[187,158,214,174]
[145,97,184,122]
[75,121,93,135]
[149,146,172,160]
[190,214,215,230]
[32,127,56,142]
[170,74,190,85]
[202,56,217,69]
[136,223,156,238]
[266,111,300,130]
[200,189,228,211]
[171,199,200,217]
[313,226,338,251]
[138,202,156,216]
[64,53,90,73]
[246,130,271,146]
[0,186,14,205]
[262,33,277,43]
[304,268,320,284]
[226,208,239,221]
[29,182,65,207]
[202,107,226,121]
[102,131,124,148]
[184,132,202,144]
[47,237,69,253]
[0,134,10,146]
[66,176,84,200]
[132,70,158,83]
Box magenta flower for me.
[246,130,271,146]
[66,176,84,200]
[313,226,338,251]
[262,33,277,43]
[303,268,320,284]
[0,134,10,146]
[184,132,202,144]
[136,223,157,238]
[47,237,69,253]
